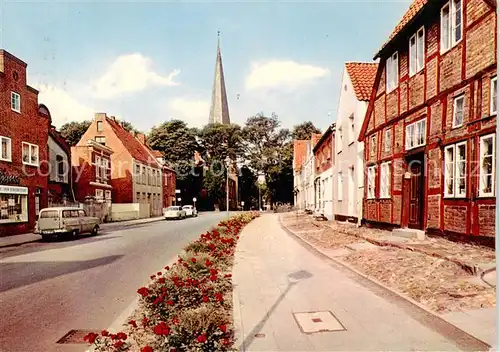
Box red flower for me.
[210,269,218,276]
[172,317,179,325]
[83,332,98,344]
[164,266,170,270]
[113,340,125,349]
[153,296,163,305]
[224,274,232,278]
[141,316,149,327]
[128,320,137,328]
[157,271,162,276]
[183,263,189,268]
[219,324,227,333]
[202,296,209,303]
[190,257,197,263]
[196,334,207,343]
[166,299,174,305]
[116,332,127,340]
[110,334,117,340]
[210,275,217,281]
[153,322,170,336]
[141,346,153,352]
[137,287,150,297]
[101,330,109,336]
[215,293,223,302]
[223,338,230,346]
[205,259,212,267]
[150,275,156,280]
[161,287,167,293]
[158,277,166,284]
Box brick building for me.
[152,150,177,208]
[0,50,51,236]
[358,0,497,244]
[293,139,309,209]
[48,124,73,206]
[77,113,164,217]
[71,139,113,204]
[313,124,335,220]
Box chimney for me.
[129,130,136,137]
[94,112,107,121]
[137,133,146,144]
[110,116,116,121]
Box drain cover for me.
[56,329,97,344]
[293,311,345,334]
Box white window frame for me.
[441,0,463,53]
[370,135,377,157]
[97,121,104,132]
[380,162,391,199]
[337,172,343,201]
[386,51,399,93]
[95,189,104,200]
[479,134,495,197]
[384,128,391,153]
[444,141,467,198]
[405,118,427,150]
[95,156,101,179]
[491,76,497,115]
[22,142,39,166]
[0,136,12,162]
[367,166,376,199]
[11,92,20,113]
[409,26,425,76]
[452,94,465,128]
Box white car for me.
[182,205,198,217]
[163,206,186,220]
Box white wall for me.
[48,136,69,184]
[333,68,368,224]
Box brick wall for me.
[409,72,425,110]
[374,95,386,128]
[439,45,463,93]
[386,90,398,121]
[465,13,496,79]
[427,194,441,229]
[443,205,467,233]
[478,204,495,237]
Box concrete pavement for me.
[232,214,490,351]
[0,212,231,352]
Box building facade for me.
[359,0,497,245]
[48,126,73,206]
[76,113,164,217]
[0,50,51,236]
[313,124,335,220]
[71,139,114,205]
[152,150,177,208]
[333,62,378,224]
[293,140,309,209]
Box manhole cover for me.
[293,311,345,334]
[56,329,97,344]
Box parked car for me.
[182,205,198,217]
[163,206,186,220]
[35,207,100,240]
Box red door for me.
[408,161,423,229]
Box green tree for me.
[292,121,321,140]
[59,120,92,146]
[118,120,139,134]
[238,165,258,210]
[148,120,199,164]
[197,123,243,162]
[202,161,227,210]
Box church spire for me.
[208,31,230,125]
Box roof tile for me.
[345,62,379,101]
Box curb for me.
[278,215,492,351]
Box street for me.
[0,212,233,352]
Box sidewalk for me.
[232,214,490,351]
[0,216,164,248]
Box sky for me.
[0,0,411,133]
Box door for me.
[408,160,423,229]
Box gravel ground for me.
[281,213,496,314]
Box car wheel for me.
[91,225,99,236]
[69,230,78,241]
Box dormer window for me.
[386,52,399,93]
[11,92,20,113]
[409,27,425,76]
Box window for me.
[370,135,377,157]
[444,141,466,197]
[105,190,112,201]
[135,164,141,182]
[0,192,28,223]
[384,129,391,153]
[367,166,376,199]
[441,0,462,52]
[95,156,108,183]
[386,52,399,92]
[337,126,343,153]
[337,172,343,201]
[491,76,497,115]
[97,121,103,132]
[348,114,355,144]
[409,27,425,76]
[95,136,106,145]
[95,156,101,178]
[380,162,391,198]
[479,134,495,197]
[56,155,65,181]
[405,119,426,150]
[96,189,104,200]
[11,92,20,113]
[452,94,465,128]
[22,142,39,166]
[0,136,12,162]
[142,166,147,184]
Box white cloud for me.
[37,84,94,128]
[245,60,330,91]
[92,53,180,99]
[167,97,210,128]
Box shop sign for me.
[0,171,20,185]
[0,185,28,195]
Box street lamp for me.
[225,156,231,218]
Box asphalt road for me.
[0,212,234,352]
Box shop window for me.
[0,193,28,223]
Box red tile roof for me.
[345,62,379,101]
[293,140,308,172]
[107,118,160,167]
[311,133,323,148]
[151,150,162,158]
[49,127,71,155]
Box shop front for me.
[0,185,29,235]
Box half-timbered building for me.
[358,0,497,245]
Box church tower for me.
[208,32,231,125]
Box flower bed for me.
[84,211,259,352]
